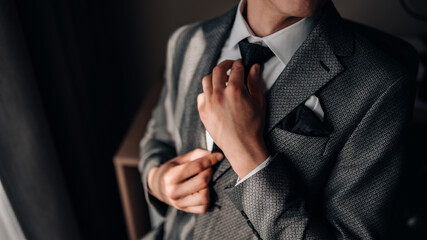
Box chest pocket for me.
[268,127,330,156]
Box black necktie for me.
[238,39,274,85]
[211,39,274,153]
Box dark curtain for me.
[0,0,81,239]
[1,0,148,238]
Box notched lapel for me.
[266,34,344,133]
[266,2,353,134]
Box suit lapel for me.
[266,2,353,133]
[265,32,344,133]
[212,159,231,182]
[179,8,236,154]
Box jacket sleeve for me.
[138,27,185,216]
[225,74,415,239]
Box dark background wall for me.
[0,0,426,239]
[10,0,138,238]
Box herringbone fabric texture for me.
[139,1,415,239]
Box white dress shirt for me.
[205,0,317,184]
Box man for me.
[139,0,415,239]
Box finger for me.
[212,60,234,91]
[197,93,205,113]
[173,188,210,208]
[172,153,223,181]
[180,204,209,214]
[170,168,212,199]
[174,148,211,164]
[247,64,263,101]
[202,74,213,95]
[227,59,245,88]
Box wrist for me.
[225,140,269,179]
[147,167,159,196]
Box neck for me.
[245,0,303,37]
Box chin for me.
[272,0,326,17]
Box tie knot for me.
[238,39,274,81]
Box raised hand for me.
[197,59,269,179]
[147,148,223,214]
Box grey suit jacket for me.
[139,2,415,239]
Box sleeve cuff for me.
[140,159,169,216]
[235,155,272,186]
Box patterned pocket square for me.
[280,95,331,137]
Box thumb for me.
[174,148,210,164]
[247,64,264,101]
[208,152,224,166]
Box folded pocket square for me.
[280,96,331,137]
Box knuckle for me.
[213,65,223,75]
[197,94,204,104]
[212,67,219,76]
[170,192,180,201]
[229,83,241,95]
[212,92,222,103]
[163,173,175,185]
[202,195,210,205]
[164,185,175,199]
[166,184,180,198]
[227,81,238,90]
[203,171,211,182]
[234,59,244,67]
[196,178,209,189]
[172,200,181,208]
[232,63,244,72]
[231,88,242,99]
[195,148,204,153]
[199,205,208,214]
[193,162,204,173]
[202,76,210,86]
[202,75,211,82]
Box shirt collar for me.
[228,0,317,66]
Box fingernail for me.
[216,154,223,160]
